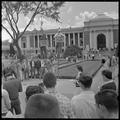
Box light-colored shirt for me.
[2,89,11,114]
[71,90,99,118]
[45,89,75,118]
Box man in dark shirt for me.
[30,58,35,78]
[3,72,23,115]
[100,69,116,91]
[35,58,41,78]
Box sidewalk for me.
[91,59,119,94]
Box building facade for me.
[2,13,118,57]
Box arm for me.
[4,90,11,110]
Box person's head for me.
[101,69,112,82]
[24,94,60,118]
[77,65,83,72]
[4,68,15,80]
[77,73,93,89]
[25,85,44,101]
[43,72,56,89]
[95,89,118,118]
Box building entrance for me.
[97,33,106,49]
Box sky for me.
[2,2,118,41]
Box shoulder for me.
[2,89,9,96]
[71,95,80,102]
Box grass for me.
[55,60,102,79]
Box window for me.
[65,34,69,46]
[35,35,38,48]
[79,32,83,38]
[52,34,55,47]
[70,33,73,45]
[36,50,38,54]
[23,42,26,48]
[75,33,78,46]
[47,35,51,47]
[21,36,27,48]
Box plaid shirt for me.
[45,89,74,118]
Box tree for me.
[9,43,16,57]
[63,45,82,58]
[2,2,64,60]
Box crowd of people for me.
[2,52,118,118]
[2,56,55,81]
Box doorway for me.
[97,33,106,49]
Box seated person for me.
[95,89,118,119]
[100,69,116,91]
[75,65,83,87]
[24,94,60,118]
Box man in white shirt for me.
[71,73,99,118]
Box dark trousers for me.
[36,67,41,78]
[31,67,35,78]
[24,69,29,80]
[10,98,21,115]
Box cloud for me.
[75,16,80,21]
[104,12,118,19]
[67,6,72,13]
[79,11,97,21]
[74,11,97,27]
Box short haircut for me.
[43,72,56,88]
[25,85,44,100]
[77,65,83,72]
[95,89,118,113]
[78,73,92,88]
[102,69,112,79]
[24,94,60,118]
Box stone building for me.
[2,13,118,56]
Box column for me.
[26,36,29,54]
[110,29,114,49]
[78,33,80,47]
[106,30,109,49]
[64,34,66,50]
[94,31,97,49]
[108,30,111,49]
[73,33,75,45]
[90,31,92,49]
[92,31,95,49]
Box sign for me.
[40,40,47,46]
[54,33,64,43]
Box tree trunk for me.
[14,42,22,60]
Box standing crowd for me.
[2,53,118,118]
